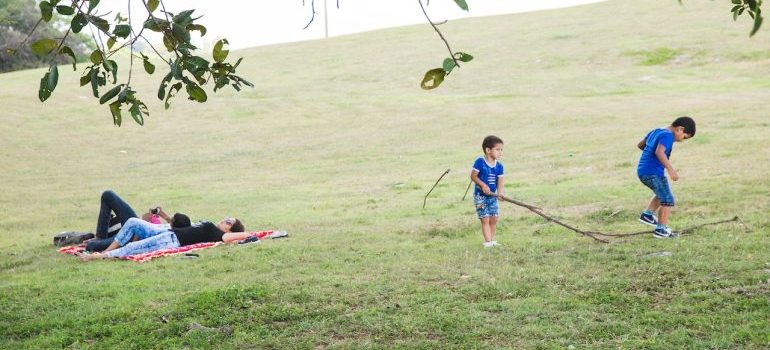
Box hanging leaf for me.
[99,85,123,104]
[30,38,58,57]
[89,16,110,32]
[109,101,122,126]
[103,60,118,83]
[39,1,53,22]
[148,0,159,13]
[80,72,92,87]
[213,39,229,63]
[113,24,131,38]
[454,52,474,62]
[107,37,116,49]
[443,58,455,74]
[90,50,103,64]
[143,58,155,74]
[453,0,469,11]
[90,69,99,97]
[58,46,77,70]
[88,0,100,13]
[750,12,763,36]
[187,24,207,36]
[47,65,59,92]
[55,5,74,16]
[420,68,446,90]
[186,82,208,102]
[71,13,88,33]
[39,73,52,102]
[165,82,182,109]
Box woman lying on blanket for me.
[77,217,251,261]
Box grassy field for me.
[1,0,769,348]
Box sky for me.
[101,0,605,50]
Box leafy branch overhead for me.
[22,0,252,126]
[679,0,764,36]
[419,0,473,90]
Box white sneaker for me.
[482,241,494,248]
[491,241,501,247]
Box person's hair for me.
[171,213,191,229]
[231,219,245,233]
[672,116,696,137]
[482,135,504,151]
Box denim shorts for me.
[639,174,675,206]
[474,194,499,219]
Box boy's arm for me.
[637,137,646,150]
[654,144,679,181]
[470,171,492,195]
[496,176,504,197]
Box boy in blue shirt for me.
[471,135,505,248]
[636,116,696,238]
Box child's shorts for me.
[474,194,499,219]
[638,174,675,206]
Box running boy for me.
[636,116,696,238]
[471,135,505,248]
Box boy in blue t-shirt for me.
[471,135,505,248]
[636,116,696,238]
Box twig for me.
[303,0,317,30]
[417,0,460,70]
[497,195,609,243]
[462,180,472,201]
[423,169,450,209]
[590,216,743,237]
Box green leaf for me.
[103,60,118,83]
[163,33,176,52]
[71,13,88,33]
[148,0,159,12]
[732,0,742,4]
[107,36,116,49]
[99,85,123,104]
[233,57,243,69]
[30,38,58,57]
[172,10,195,25]
[454,52,474,62]
[59,46,77,70]
[88,0,100,13]
[165,82,182,109]
[89,16,109,32]
[90,69,99,97]
[143,18,167,32]
[113,24,131,38]
[143,59,155,74]
[39,73,52,102]
[453,0,469,11]
[129,101,147,125]
[442,58,455,74]
[186,82,208,102]
[80,72,92,87]
[420,68,446,90]
[47,65,59,92]
[187,24,207,36]
[39,1,53,22]
[158,72,172,100]
[213,39,229,63]
[90,50,103,64]
[750,13,763,36]
[56,5,74,15]
[109,101,122,126]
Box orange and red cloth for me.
[58,230,272,262]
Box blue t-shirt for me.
[472,157,504,196]
[637,128,674,176]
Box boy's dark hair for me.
[171,213,191,229]
[482,135,504,151]
[672,116,696,137]
[231,219,245,233]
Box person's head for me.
[481,135,504,160]
[671,116,696,142]
[170,213,191,229]
[217,217,244,233]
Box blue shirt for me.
[472,157,504,196]
[637,128,674,176]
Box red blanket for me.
[57,230,272,263]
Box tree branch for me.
[497,195,609,243]
[423,169,450,209]
[418,0,460,70]
[303,0,317,30]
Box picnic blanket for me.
[57,230,274,263]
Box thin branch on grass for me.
[423,168,450,209]
[462,180,472,201]
[497,195,610,243]
[590,216,746,237]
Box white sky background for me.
[101,0,605,50]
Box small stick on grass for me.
[423,168,450,209]
[462,180,472,201]
[497,195,609,243]
[590,216,743,237]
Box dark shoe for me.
[639,212,658,226]
[653,226,677,239]
[53,232,95,247]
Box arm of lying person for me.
[222,231,254,244]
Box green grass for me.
[1,0,770,348]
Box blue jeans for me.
[106,232,180,258]
[639,175,675,206]
[112,218,172,247]
[96,190,137,238]
[474,194,499,219]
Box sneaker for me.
[639,212,658,227]
[53,231,95,247]
[491,241,502,247]
[270,231,288,239]
[653,226,678,239]
[482,241,494,248]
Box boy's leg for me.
[658,205,671,226]
[645,196,661,213]
[96,190,138,238]
[480,218,492,242]
[488,216,498,241]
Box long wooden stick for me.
[589,216,744,237]
[423,169,450,209]
[497,195,610,243]
[462,180,472,201]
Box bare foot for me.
[76,252,105,261]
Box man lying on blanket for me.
[77,217,251,261]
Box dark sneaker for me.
[53,231,95,247]
[653,226,677,239]
[639,212,658,226]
